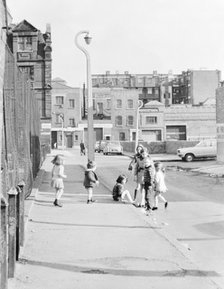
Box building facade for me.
[171,70,221,105]
[110,88,139,141]
[92,71,177,105]
[8,19,52,149]
[92,70,220,107]
[138,101,216,142]
[51,78,82,148]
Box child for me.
[143,157,155,212]
[112,174,134,204]
[51,155,67,207]
[83,161,99,204]
[153,162,168,210]
[133,149,151,207]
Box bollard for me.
[16,181,25,256]
[7,187,18,278]
[1,196,8,289]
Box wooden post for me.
[7,188,18,278]
[1,196,8,289]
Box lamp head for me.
[84,33,92,45]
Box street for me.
[95,152,224,274]
[9,148,224,289]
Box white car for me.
[177,140,217,162]
[103,141,123,155]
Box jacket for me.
[83,169,98,188]
[143,165,155,186]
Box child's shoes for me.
[87,199,97,204]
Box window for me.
[127,99,133,109]
[19,66,34,80]
[115,115,122,126]
[18,37,32,51]
[97,102,103,114]
[116,99,122,108]
[119,132,125,141]
[56,96,64,105]
[146,116,157,124]
[127,115,134,126]
[69,99,75,108]
[56,114,63,123]
[69,118,75,126]
[166,125,186,140]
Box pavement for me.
[8,148,224,289]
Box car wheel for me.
[185,153,194,162]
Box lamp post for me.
[135,100,143,150]
[75,31,94,162]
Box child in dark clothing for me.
[112,174,134,204]
[83,161,99,204]
[143,157,155,212]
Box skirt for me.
[51,178,64,189]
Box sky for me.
[6,0,224,87]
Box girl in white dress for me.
[153,162,168,210]
[51,155,67,207]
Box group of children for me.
[51,145,168,211]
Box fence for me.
[1,44,43,288]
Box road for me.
[9,149,224,289]
[93,152,224,282]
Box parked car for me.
[95,140,108,153]
[177,139,217,162]
[103,141,123,155]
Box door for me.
[66,134,73,148]
[51,131,57,148]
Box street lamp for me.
[135,100,143,150]
[75,31,94,162]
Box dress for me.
[155,171,167,194]
[135,157,153,184]
[51,165,65,189]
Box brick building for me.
[138,101,216,142]
[171,70,220,105]
[92,70,220,107]
[92,71,177,105]
[51,78,82,148]
[77,88,140,142]
[8,19,52,149]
